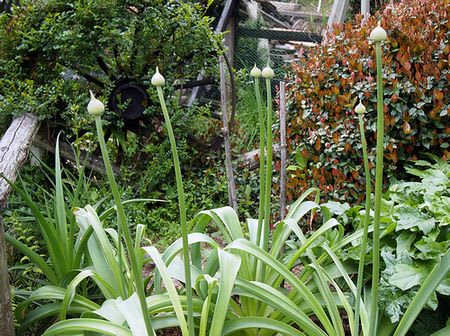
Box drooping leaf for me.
[389,264,426,291]
[395,206,435,234]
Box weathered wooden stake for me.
[361,0,370,19]
[279,82,287,220]
[0,113,40,336]
[219,56,238,211]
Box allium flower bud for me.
[355,100,367,114]
[370,22,387,42]
[262,64,275,78]
[250,64,262,78]
[151,67,165,86]
[87,90,104,116]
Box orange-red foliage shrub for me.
[286,0,449,203]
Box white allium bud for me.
[355,100,367,114]
[262,64,275,78]
[87,90,104,116]
[250,64,262,78]
[151,67,166,86]
[370,21,387,42]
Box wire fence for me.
[233,0,329,77]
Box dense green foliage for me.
[0,0,220,139]
[286,0,449,203]
[334,157,450,330]
[2,0,450,335]
[0,0,225,233]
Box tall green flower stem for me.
[354,101,371,335]
[262,65,275,252]
[251,65,265,250]
[152,68,195,335]
[368,23,387,336]
[89,93,154,336]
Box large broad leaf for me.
[394,249,450,336]
[395,206,435,234]
[389,264,426,291]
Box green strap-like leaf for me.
[226,239,334,334]
[235,279,327,336]
[5,233,58,284]
[209,249,241,336]
[43,318,133,335]
[143,246,189,336]
[222,317,306,336]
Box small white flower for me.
[151,67,165,86]
[87,90,104,116]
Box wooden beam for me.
[240,144,281,170]
[215,0,239,33]
[0,113,40,207]
[0,113,40,336]
[32,130,120,176]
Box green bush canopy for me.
[0,0,220,134]
[286,0,449,203]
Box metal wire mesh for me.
[233,0,331,76]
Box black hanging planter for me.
[109,79,149,121]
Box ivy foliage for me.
[0,0,221,134]
[286,0,449,203]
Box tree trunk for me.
[0,113,40,336]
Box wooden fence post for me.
[219,56,238,211]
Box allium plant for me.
[38,24,450,336]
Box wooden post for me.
[219,56,238,211]
[223,17,236,122]
[279,82,287,220]
[0,113,40,336]
[361,0,370,19]
[187,0,239,107]
[327,0,350,29]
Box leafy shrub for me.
[286,0,450,203]
[0,0,220,132]
[336,156,450,329]
[0,0,224,232]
